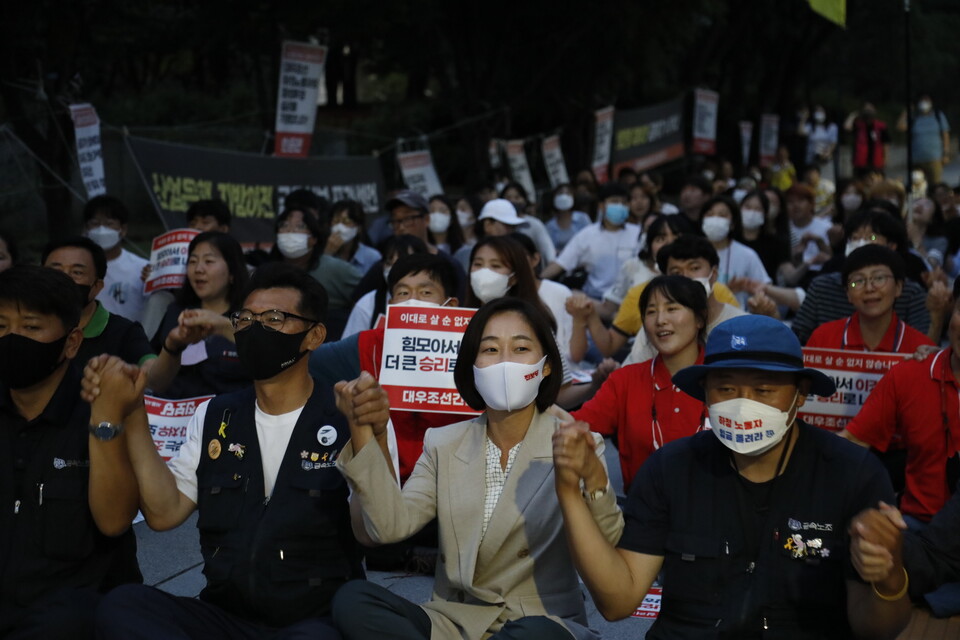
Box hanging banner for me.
[145,394,215,462]
[692,89,719,155]
[379,305,481,415]
[488,139,502,169]
[759,114,780,167]
[541,135,570,188]
[592,106,615,184]
[506,140,536,202]
[397,148,444,198]
[69,103,107,198]
[611,96,685,175]
[274,41,327,157]
[798,348,908,432]
[739,121,754,166]
[127,135,384,245]
[144,228,200,294]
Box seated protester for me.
[545,182,592,253]
[91,263,368,639]
[42,237,157,369]
[82,195,149,324]
[541,182,642,305]
[792,209,934,345]
[700,194,773,307]
[350,234,429,304]
[908,196,949,272]
[0,228,18,273]
[0,266,141,638]
[326,198,383,275]
[333,297,623,640]
[148,232,250,399]
[554,315,912,639]
[780,183,832,289]
[739,189,792,281]
[573,276,707,492]
[186,198,232,233]
[498,181,558,265]
[807,244,934,353]
[427,194,466,257]
[451,195,482,272]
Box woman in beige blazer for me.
[332,297,623,640]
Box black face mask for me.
[0,333,69,389]
[234,322,311,380]
[76,283,93,307]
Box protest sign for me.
[397,148,444,198]
[144,228,200,294]
[692,89,719,155]
[592,106,615,183]
[506,140,536,202]
[611,96,685,174]
[69,103,107,197]
[488,139,503,169]
[739,121,754,165]
[798,348,908,432]
[759,114,780,166]
[274,41,326,157]
[632,586,662,619]
[379,305,480,415]
[541,135,570,188]
[145,394,214,461]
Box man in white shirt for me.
[783,183,832,288]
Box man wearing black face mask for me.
[88,262,386,639]
[0,265,142,638]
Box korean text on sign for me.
[145,394,214,461]
[145,229,200,294]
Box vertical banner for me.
[592,106,615,184]
[397,148,444,198]
[274,41,327,157]
[69,103,107,198]
[506,140,536,202]
[739,121,754,166]
[541,135,570,188]
[145,394,215,461]
[488,139,502,169]
[759,114,780,167]
[692,89,719,155]
[145,229,200,294]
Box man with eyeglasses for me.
[85,262,390,638]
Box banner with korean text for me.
[506,140,536,203]
[541,135,570,188]
[798,348,908,432]
[274,41,326,157]
[759,114,780,166]
[739,121,754,165]
[692,89,719,155]
[611,96,685,174]
[144,228,200,294]
[145,394,214,461]
[397,148,444,198]
[379,306,480,415]
[69,103,107,198]
[592,106,615,183]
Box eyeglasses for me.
[848,274,893,290]
[230,309,318,332]
[389,213,424,228]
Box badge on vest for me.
[228,443,246,460]
[317,425,338,446]
[300,449,338,470]
[784,534,830,560]
[218,409,231,439]
[208,440,222,460]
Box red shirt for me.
[573,349,706,490]
[805,311,933,353]
[846,349,960,521]
[358,327,463,484]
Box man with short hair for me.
[782,183,832,289]
[185,199,232,232]
[677,175,713,224]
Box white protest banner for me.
[69,103,107,197]
[541,135,570,188]
[592,106,615,183]
[632,586,662,619]
[506,140,536,202]
[759,114,780,167]
[274,41,327,157]
[379,305,481,415]
[692,89,719,155]
[798,348,908,432]
[145,394,214,461]
[144,228,200,294]
[739,121,754,166]
[397,148,444,198]
[488,139,502,169]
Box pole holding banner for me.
[68,103,107,198]
[274,41,327,158]
[592,106,615,184]
[541,134,570,188]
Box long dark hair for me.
[428,194,465,254]
[177,231,249,311]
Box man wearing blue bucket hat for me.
[554,314,912,638]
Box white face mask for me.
[276,232,311,259]
[693,276,713,298]
[456,209,474,227]
[814,110,826,123]
[709,393,798,456]
[732,189,748,204]
[332,223,358,243]
[87,225,121,250]
[845,238,870,257]
[471,268,512,303]
[841,193,863,212]
[428,212,451,233]
[741,208,765,230]
[473,356,547,411]
[701,216,731,242]
[919,100,933,114]
[553,193,574,211]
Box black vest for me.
[195,380,363,627]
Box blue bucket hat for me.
[672,315,836,401]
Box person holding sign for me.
[806,245,934,353]
[554,314,911,639]
[333,297,623,640]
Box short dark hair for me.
[640,214,692,262]
[599,182,629,201]
[42,236,107,280]
[284,189,328,217]
[844,210,908,252]
[785,184,815,204]
[639,275,708,342]
[82,195,130,225]
[681,175,712,195]
[499,181,529,206]
[186,199,232,228]
[244,262,328,324]
[388,253,458,298]
[453,297,562,413]
[0,265,81,331]
[0,230,20,266]
[842,244,906,285]
[699,195,742,241]
[379,234,429,263]
[179,232,250,310]
[656,235,720,272]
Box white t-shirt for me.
[715,241,772,307]
[604,258,658,306]
[343,289,379,337]
[789,217,832,272]
[520,215,557,265]
[554,222,641,300]
[98,248,149,323]
[623,302,745,366]
[537,278,574,359]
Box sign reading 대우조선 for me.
[378,305,481,415]
[144,229,200,294]
[145,394,214,461]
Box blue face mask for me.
[604,202,629,226]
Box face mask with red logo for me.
[472,356,547,411]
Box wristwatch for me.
[89,421,123,441]
[583,485,609,502]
